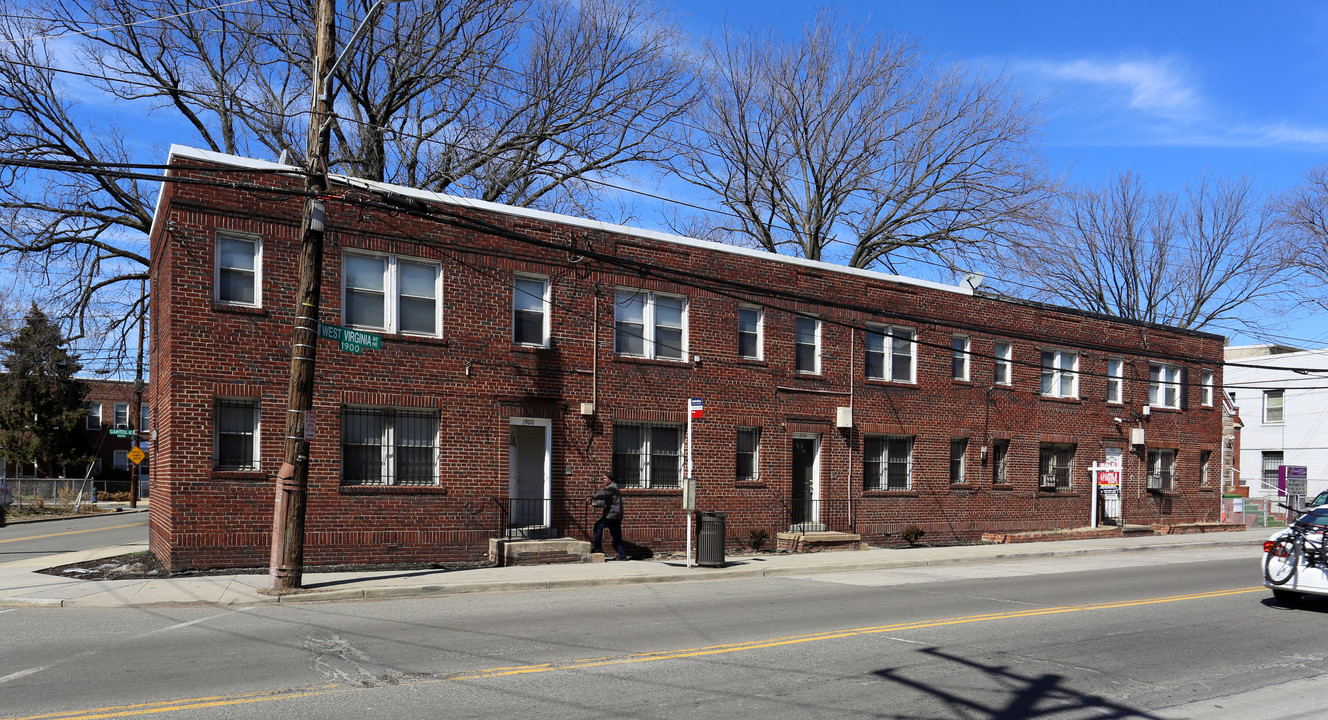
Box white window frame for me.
[1040,349,1079,399]
[113,403,130,430]
[113,450,130,471]
[342,251,443,337]
[738,305,763,360]
[1149,363,1182,409]
[1106,358,1124,404]
[952,336,970,381]
[992,439,1010,484]
[340,407,441,486]
[215,232,262,307]
[214,398,260,471]
[736,426,761,482]
[140,403,150,431]
[1148,448,1176,491]
[994,342,1012,386]
[1264,390,1284,424]
[1200,449,1211,486]
[950,438,968,484]
[864,435,913,491]
[795,316,821,374]
[614,290,688,361]
[87,402,102,431]
[613,422,683,488]
[865,325,915,383]
[513,274,551,347]
[1200,370,1214,407]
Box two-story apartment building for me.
[147,146,1226,571]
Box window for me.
[613,423,682,487]
[950,438,968,484]
[1040,350,1079,398]
[992,440,1010,484]
[1106,358,1123,404]
[343,252,441,335]
[1264,390,1284,424]
[865,325,914,382]
[87,402,102,431]
[1039,443,1075,491]
[1149,363,1181,409]
[113,403,130,429]
[513,275,550,346]
[952,336,970,381]
[216,233,260,306]
[1200,450,1211,487]
[994,342,1012,385]
[795,317,820,373]
[1148,449,1176,491]
[113,450,129,471]
[736,427,760,482]
[1262,451,1283,489]
[1200,370,1214,407]
[341,408,439,486]
[140,403,150,431]
[864,435,913,491]
[214,399,259,471]
[738,306,763,359]
[615,290,686,361]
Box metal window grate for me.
[215,399,258,471]
[341,408,438,486]
[1039,444,1075,491]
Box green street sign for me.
[109,428,136,437]
[318,323,382,354]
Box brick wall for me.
[147,149,1227,570]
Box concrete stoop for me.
[776,531,864,553]
[488,538,593,567]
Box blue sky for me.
[664,1,1328,347]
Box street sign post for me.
[318,323,382,354]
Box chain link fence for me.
[4,478,98,507]
[1221,496,1290,529]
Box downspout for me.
[849,327,855,531]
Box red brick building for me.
[147,146,1226,570]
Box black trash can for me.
[696,511,727,567]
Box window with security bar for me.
[341,408,439,486]
[1039,443,1075,491]
[864,435,912,491]
[991,440,1010,484]
[1148,449,1176,491]
[613,423,682,488]
[214,398,259,471]
[736,427,760,482]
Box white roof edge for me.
[163,145,971,298]
[1225,347,1328,364]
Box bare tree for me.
[674,11,1052,270]
[1275,165,1328,311]
[0,0,698,364]
[1004,171,1288,332]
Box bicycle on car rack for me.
[1264,503,1328,586]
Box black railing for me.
[492,497,585,540]
[785,499,853,534]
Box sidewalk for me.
[0,527,1271,608]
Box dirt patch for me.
[39,552,494,581]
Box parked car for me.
[1307,490,1328,508]
[1263,506,1328,606]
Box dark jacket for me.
[591,481,623,521]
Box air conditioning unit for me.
[579,402,596,416]
[835,406,853,428]
[1130,427,1145,446]
[1147,474,1163,490]
[1040,475,1058,490]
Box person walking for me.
[589,472,627,560]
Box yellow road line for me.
[0,522,147,544]
[1,585,1267,720]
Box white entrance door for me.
[508,417,551,528]
[1102,448,1123,524]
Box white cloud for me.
[1017,56,1201,122]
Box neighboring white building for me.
[1225,345,1328,500]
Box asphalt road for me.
[0,511,148,563]
[2,544,1316,719]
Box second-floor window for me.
[1149,363,1181,409]
[1106,358,1124,404]
[343,252,441,336]
[951,336,970,381]
[513,275,550,346]
[738,306,763,359]
[1201,370,1214,407]
[865,325,914,382]
[216,233,261,306]
[1040,350,1079,398]
[994,342,1012,385]
[795,317,820,373]
[615,290,686,361]
[87,402,102,431]
[114,403,129,429]
[1264,390,1284,424]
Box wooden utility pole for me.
[130,277,146,509]
[270,0,336,591]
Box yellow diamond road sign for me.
[127,446,146,465]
